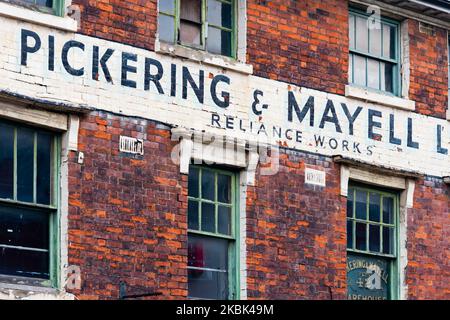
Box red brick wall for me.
[245,150,347,299]
[246,0,350,95]
[408,20,448,119]
[72,0,158,51]
[67,111,187,299]
[406,177,450,300]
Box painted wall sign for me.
[347,253,391,300]
[0,17,449,177]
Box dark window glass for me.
[201,202,215,233]
[369,224,380,252]
[188,234,228,270]
[383,227,394,254]
[0,123,14,199]
[0,248,49,279]
[36,133,52,205]
[381,62,394,93]
[188,200,199,230]
[355,190,367,220]
[347,220,353,249]
[188,167,199,198]
[188,269,228,299]
[218,206,231,235]
[347,189,354,218]
[356,222,366,251]
[369,193,380,222]
[188,235,228,299]
[0,205,49,279]
[201,170,215,201]
[17,128,34,203]
[217,174,231,203]
[383,197,394,224]
[0,205,49,250]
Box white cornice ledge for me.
[345,85,416,111]
[0,2,77,32]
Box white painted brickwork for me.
[0,16,449,178]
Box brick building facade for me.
[0,0,448,300]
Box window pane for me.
[369,224,380,252]
[201,170,215,201]
[0,123,14,199]
[201,202,215,232]
[217,174,231,203]
[367,58,380,90]
[158,14,175,43]
[0,248,49,279]
[349,15,355,49]
[383,197,394,224]
[381,62,394,93]
[36,133,52,205]
[353,55,366,86]
[369,193,381,222]
[347,188,354,218]
[180,21,202,46]
[218,206,231,235]
[369,26,382,56]
[382,24,396,59]
[355,190,367,220]
[17,128,34,203]
[188,234,228,270]
[207,27,232,57]
[355,16,368,52]
[188,167,199,198]
[188,200,199,230]
[356,222,366,251]
[188,269,228,299]
[159,0,175,14]
[208,0,232,29]
[383,226,394,254]
[347,220,353,249]
[180,0,202,22]
[0,205,49,250]
[348,54,353,83]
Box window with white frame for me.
[158,0,236,58]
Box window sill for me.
[345,85,416,111]
[0,275,74,300]
[0,2,78,32]
[155,40,253,75]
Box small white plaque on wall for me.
[305,168,326,187]
[119,136,144,155]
